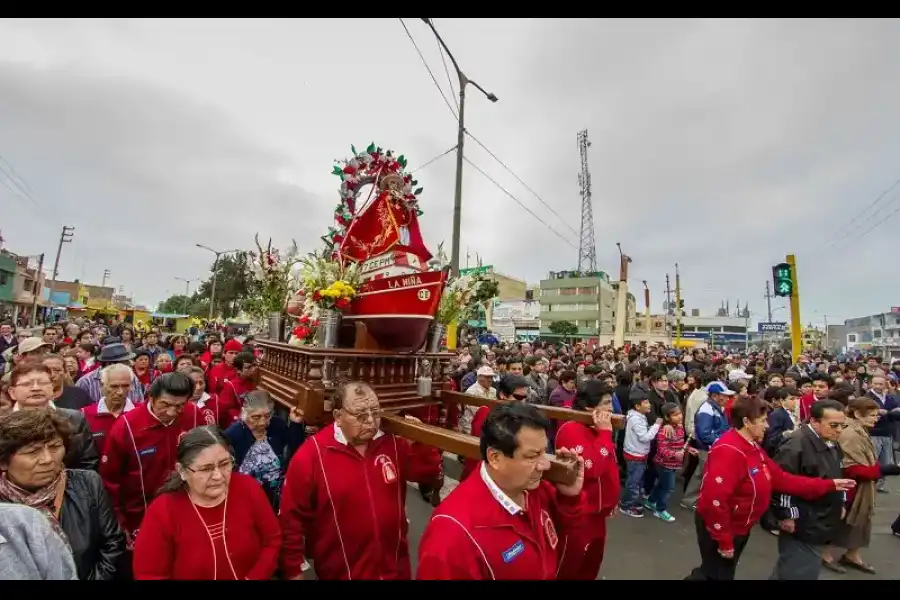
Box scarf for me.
[838,419,878,527]
[0,470,71,550]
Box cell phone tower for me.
[576,129,597,273]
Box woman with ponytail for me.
[132,426,281,580]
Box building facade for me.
[673,315,751,350]
[538,270,636,339]
[840,310,900,358]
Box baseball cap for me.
[706,382,736,396]
[728,369,753,382]
[476,366,496,377]
[18,337,50,355]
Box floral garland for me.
[286,252,361,346]
[436,271,499,326]
[322,142,424,256]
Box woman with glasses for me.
[223,390,306,510]
[132,426,281,580]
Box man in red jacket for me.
[279,381,440,581]
[212,351,257,429]
[207,338,242,394]
[99,371,207,579]
[417,402,587,580]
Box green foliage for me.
[548,320,578,340]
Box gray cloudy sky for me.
[1,18,899,325]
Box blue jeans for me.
[872,435,894,489]
[648,465,677,512]
[620,459,648,509]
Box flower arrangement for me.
[289,314,318,346]
[297,251,360,313]
[436,270,500,326]
[245,233,303,320]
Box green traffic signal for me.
[772,262,793,297]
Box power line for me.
[463,156,578,250]
[432,19,459,113]
[411,145,457,174]
[0,162,47,215]
[824,175,900,249]
[466,131,580,237]
[841,196,900,243]
[398,18,458,121]
[0,155,37,197]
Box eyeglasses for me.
[343,408,382,423]
[246,412,272,423]
[187,457,234,478]
[825,422,849,430]
[14,379,52,389]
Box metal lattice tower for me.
[576,129,597,273]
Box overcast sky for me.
[1,18,899,326]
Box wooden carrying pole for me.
[380,414,579,486]
[439,390,625,429]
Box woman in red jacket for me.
[554,380,619,580]
[133,426,281,580]
[686,395,856,581]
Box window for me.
[874,329,883,339]
[848,334,858,343]
[0,271,7,285]
[577,287,597,295]
[559,288,578,296]
[654,321,663,329]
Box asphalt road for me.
[401,455,900,580]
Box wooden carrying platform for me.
[255,339,620,486]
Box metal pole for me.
[675,263,682,344]
[765,280,773,322]
[665,274,672,341]
[450,78,466,277]
[745,312,750,352]
[30,253,44,328]
[209,255,219,320]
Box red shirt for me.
[279,424,435,580]
[133,473,281,580]
[81,398,137,456]
[555,422,619,538]
[215,378,256,429]
[207,363,237,395]
[99,401,207,535]
[461,405,491,482]
[696,428,835,553]
[417,462,587,580]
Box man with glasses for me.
[99,371,208,579]
[279,380,440,580]
[769,399,848,580]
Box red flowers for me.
[335,297,351,310]
[292,326,311,340]
[312,291,322,301]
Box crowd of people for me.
[1,318,899,580]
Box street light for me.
[174,277,200,314]
[421,17,498,277]
[195,244,241,320]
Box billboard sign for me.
[758,322,787,333]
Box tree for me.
[548,320,578,342]
[157,293,210,316]
[193,252,253,319]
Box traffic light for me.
[677,300,685,308]
[772,262,793,297]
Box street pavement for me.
[401,454,900,580]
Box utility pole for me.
[665,274,672,341]
[48,226,74,303]
[195,245,241,320]
[765,281,773,323]
[29,253,44,328]
[174,277,199,314]
[787,254,802,362]
[642,280,651,335]
[421,18,498,277]
[675,263,682,345]
[102,269,110,288]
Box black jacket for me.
[55,406,100,471]
[772,424,844,545]
[59,469,126,580]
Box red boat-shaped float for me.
[323,143,448,352]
